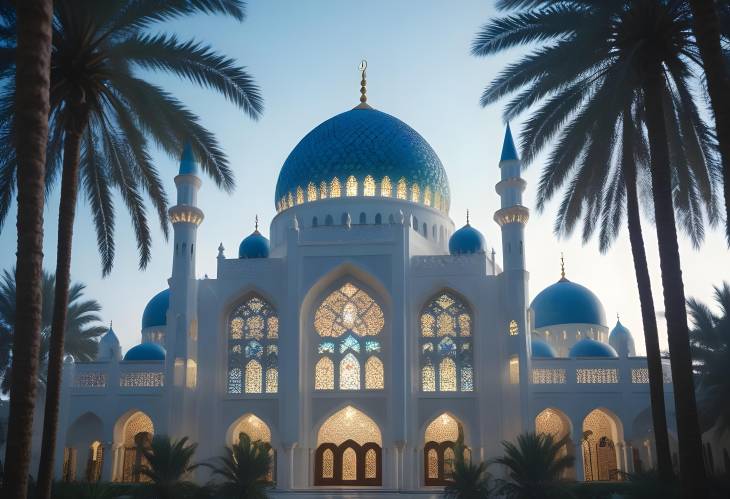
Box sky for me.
[0,0,727,356]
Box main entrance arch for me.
[112,411,154,482]
[582,408,622,481]
[314,406,382,486]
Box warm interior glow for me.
[317,406,382,446]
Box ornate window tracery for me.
[227,296,278,394]
[346,176,358,197]
[307,182,317,202]
[314,283,384,391]
[330,178,341,198]
[420,292,473,392]
[381,176,392,197]
[411,183,420,202]
[397,178,407,199]
[424,414,468,485]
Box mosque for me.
[43,71,681,496]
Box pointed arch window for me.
[420,292,473,392]
[363,175,375,196]
[307,182,317,202]
[396,178,407,199]
[346,176,358,197]
[228,296,278,394]
[381,176,392,197]
[330,178,341,198]
[314,283,384,391]
[424,413,468,485]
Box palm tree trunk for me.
[623,144,673,481]
[643,72,706,498]
[688,0,730,244]
[0,2,53,499]
[36,109,88,499]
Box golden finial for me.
[255,215,259,231]
[560,252,566,279]
[355,60,371,109]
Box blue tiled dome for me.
[609,319,635,356]
[569,338,618,358]
[275,107,450,210]
[142,289,169,329]
[449,223,486,255]
[531,338,557,358]
[531,278,606,329]
[123,342,166,361]
[238,230,270,259]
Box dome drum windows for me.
[227,296,278,395]
[314,283,385,391]
[420,292,474,392]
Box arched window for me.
[319,181,328,199]
[364,176,375,196]
[330,178,341,198]
[296,186,304,205]
[118,412,154,482]
[314,283,384,391]
[424,187,432,206]
[325,214,334,226]
[420,292,473,392]
[346,176,358,197]
[359,212,367,224]
[424,413,467,485]
[411,183,420,202]
[228,296,278,394]
[307,182,317,202]
[312,216,318,228]
[315,406,382,486]
[396,178,407,199]
[229,414,275,482]
[381,176,392,197]
[375,213,382,225]
[583,409,621,481]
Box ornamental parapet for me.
[168,205,204,225]
[495,177,527,195]
[494,205,530,226]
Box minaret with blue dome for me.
[494,124,531,436]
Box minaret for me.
[494,124,531,436]
[167,143,203,437]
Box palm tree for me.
[0,2,263,497]
[204,433,272,499]
[687,0,730,244]
[133,435,199,499]
[688,282,730,434]
[491,432,575,499]
[444,430,491,499]
[0,2,53,498]
[471,2,719,495]
[0,268,106,394]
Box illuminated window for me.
[411,183,420,202]
[396,178,407,199]
[287,192,293,208]
[509,356,519,384]
[509,320,519,336]
[582,409,620,481]
[424,187,432,206]
[364,176,375,196]
[420,292,473,392]
[330,178,341,198]
[346,176,358,196]
[230,414,271,445]
[314,283,384,391]
[296,186,304,205]
[228,296,278,394]
[434,192,441,211]
[307,182,317,202]
[320,181,328,199]
[424,414,467,485]
[365,449,377,479]
[381,176,392,197]
[322,449,334,478]
[119,412,154,483]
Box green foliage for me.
[491,432,575,499]
[0,0,262,274]
[471,0,720,250]
[50,481,123,499]
[0,268,106,393]
[203,433,272,499]
[133,435,199,499]
[443,428,491,499]
[688,282,730,433]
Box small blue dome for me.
[609,319,635,356]
[142,289,169,329]
[531,278,606,329]
[238,230,270,259]
[123,342,166,361]
[531,338,557,358]
[275,107,450,210]
[449,223,486,255]
[569,338,618,358]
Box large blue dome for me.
[531,278,607,329]
[531,338,557,358]
[124,342,166,361]
[449,223,486,255]
[142,289,169,329]
[569,338,618,358]
[275,107,450,211]
[239,230,270,259]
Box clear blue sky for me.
[0,0,727,355]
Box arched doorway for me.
[582,408,622,481]
[314,406,382,486]
[535,408,574,478]
[113,411,154,482]
[424,413,468,485]
[64,412,104,482]
[227,414,276,482]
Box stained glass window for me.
[330,178,341,198]
[364,176,375,196]
[381,176,392,197]
[296,186,304,205]
[228,296,278,394]
[307,182,317,202]
[320,181,328,199]
[411,183,420,202]
[396,178,407,199]
[342,448,357,480]
[420,292,473,392]
[346,176,358,197]
[314,283,384,391]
